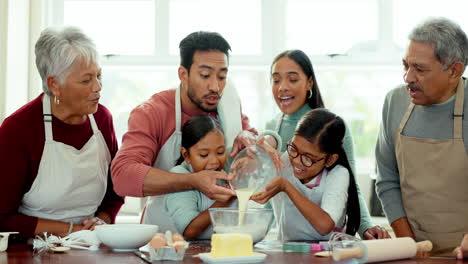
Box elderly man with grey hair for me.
[0,26,124,239]
[375,17,468,255]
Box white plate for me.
[197,252,267,264]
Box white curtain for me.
[0,0,9,122]
[0,0,43,123]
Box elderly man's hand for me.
[230,130,256,157]
[363,225,392,240]
[192,170,235,202]
[453,234,468,259]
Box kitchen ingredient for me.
[148,232,189,261]
[172,233,185,242]
[210,233,254,258]
[213,224,266,243]
[149,233,167,249]
[149,231,187,251]
[165,230,174,246]
[172,241,186,250]
[235,188,254,225]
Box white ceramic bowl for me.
[95,224,158,251]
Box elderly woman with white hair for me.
[0,26,124,238]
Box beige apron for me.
[395,79,468,254]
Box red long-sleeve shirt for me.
[111,89,257,197]
[0,94,124,238]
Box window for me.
[393,0,468,50]
[168,0,262,55]
[64,0,155,56]
[286,0,378,55]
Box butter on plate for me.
[211,233,254,258]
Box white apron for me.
[18,94,110,224]
[277,168,333,241]
[142,85,242,233]
[396,79,468,254]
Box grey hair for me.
[35,26,98,95]
[409,17,468,70]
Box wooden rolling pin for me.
[332,237,432,263]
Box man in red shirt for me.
[111,31,277,231]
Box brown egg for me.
[149,233,167,249]
[172,233,185,243]
[173,241,187,250]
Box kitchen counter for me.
[2,241,467,263]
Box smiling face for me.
[179,50,228,112]
[403,40,456,105]
[271,57,312,115]
[182,130,227,172]
[288,135,328,183]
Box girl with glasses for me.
[253,109,360,240]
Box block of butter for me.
[210,233,254,258]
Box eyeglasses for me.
[286,142,326,168]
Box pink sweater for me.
[111,89,256,197]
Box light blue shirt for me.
[164,162,236,239]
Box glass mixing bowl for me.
[228,145,276,194]
[208,208,274,243]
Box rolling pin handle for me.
[416,240,433,252]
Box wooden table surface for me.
[2,241,468,264]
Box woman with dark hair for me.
[164,115,236,240]
[265,49,325,153]
[253,109,359,239]
[264,50,389,239]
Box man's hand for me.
[250,176,288,204]
[230,130,256,157]
[256,137,284,173]
[453,234,468,259]
[363,225,392,240]
[192,170,235,202]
